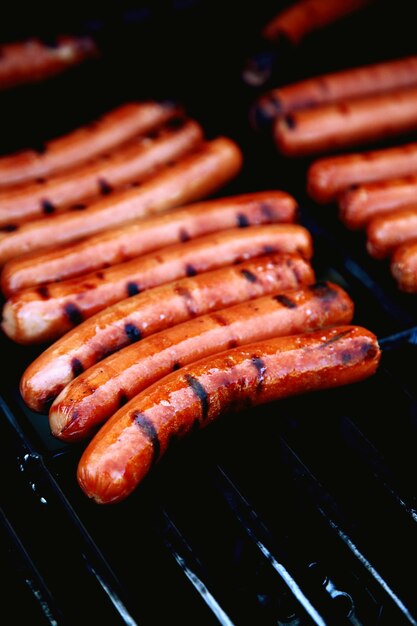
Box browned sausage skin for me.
[0,35,98,91]
[339,176,417,229]
[366,208,417,259]
[20,252,314,413]
[252,56,417,128]
[49,281,354,442]
[307,142,417,204]
[391,242,417,292]
[262,0,375,44]
[0,137,243,265]
[3,224,313,345]
[77,325,381,504]
[0,118,204,228]
[1,190,298,296]
[274,87,417,157]
[0,101,182,187]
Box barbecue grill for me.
[2,2,417,624]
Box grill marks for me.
[237,212,250,228]
[124,322,142,343]
[240,268,258,283]
[97,177,113,196]
[252,355,266,393]
[185,374,210,420]
[41,199,56,214]
[274,293,297,308]
[174,285,197,316]
[127,281,141,297]
[71,357,84,377]
[133,412,160,466]
[64,302,83,326]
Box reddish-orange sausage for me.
[1,190,297,296]
[20,253,314,413]
[77,325,381,504]
[262,0,375,44]
[0,137,243,265]
[366,207,417,259]
[252,56,417,128]
[391,242,417,292]
[0,118,204,228]
[307,142,417,204]
[274,87,417,157]
[50,281,353,442]
[339,177,417,230]
[2,224,313,345]
[0,35,98,91]
[0,101,181,187]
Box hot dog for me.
[2,224,313,345]
[307,142,417,204]
[390,242,417,292]
[20,252,314,413]
[339,176,417,230]
[0,117,204,228]
[1,190,298,296]
[0,137,243,265]
[252,55,417,128]
[274,87,417,157]
[262,0,375,45]
[49,281,353,441]
[0,101,182,187]
[77,325,381,504]
[0,35,98,91]
[366,207,417,259]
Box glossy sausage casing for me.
[366,207,417,259]
[3,224,312,345]
[0,101,181,187]
[20,252,314,413]
[1,190,298,296]
[252,55,417,128]
[307,142,417,204]
[0,117,204,228]
[391,242,417,292]
[0,137,242,265]
[49,281,353,441]
[274,87,417,157]
[77,325,381,504]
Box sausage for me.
[366,207,417,259]
[0,137,243,265]
[390,242,417,292]
[1,190,298,296]
[0,117,204,228]
[252,55,417,128]
[339,176,417,230]
[2,224,313,345]
[49,281,354,441]
[0,101,182,187]
[262,0,374,45]
[274,87,417,157]
[307,142,417,204]
[77,325,381,504]
[20,252,314,413]
[0,35,98,91]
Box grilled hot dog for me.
[274,87,417,157]
[0,101,181,187]
[1,190,298,296]
[20,252,314,413]
[366,207,417,259]
[339,176,417,229]
[77,325,381,504]
[49,281,353,441]
[391,242,417,292]
[0,35,98,91]
[307,142,417,204]
[0,137,242,265]
[0,117,203,228]
[252,55,417,128]
[3,224,312,345]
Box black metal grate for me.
[1,2,417,624]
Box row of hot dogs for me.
[254,54,417,293]
[0,98,380,504]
